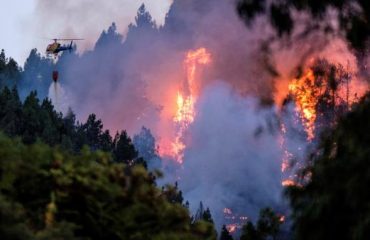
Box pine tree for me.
[22,91,42,144]
[256,208,281,240]
[202,208,214,224]
[113,130,138,164]
[193,202,214,224]
[240,208,282,240]
[125,4,158,46]
[133,126,161,169]
[0,134,217,239]
[162,182,184,204]
[219,225,233,240]
[40,98,62,146]
[94,22,122,50]
[240,221,261,240]
[0,50,21,89]
[0,87,22,137]
[83,114,104,151]
[99,130,113,152]
[21,49,53,99]
[287,93,370,239]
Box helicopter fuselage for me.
[46,42,72,55]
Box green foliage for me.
[240,207,282,240]
[202,208,214,224]
[256,208,281,239]
[0,195,33,240]
[192,202,216,226]
[286,92,370,240]
[219,225,233,240]
[22,91,43,144]
[0,87,22,137]
[240,222,260,240]
[113,130,138,164]
[0,49,21,89]
[75,113,114,152]
[0,133,216,240]
[0,88,146,166]
[20,49,53,99]
[162,182,184,204]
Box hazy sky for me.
[0,0,172,66]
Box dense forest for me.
[1,0,370,239]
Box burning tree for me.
[285,59,357,142]
[240,207,283,240]
[286,92,370,240]
[170,48,211,163]
[220,225,234,240]
[280,58,366,186]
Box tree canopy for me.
[0,133,216,239]
[240,207,282,240]
[286,92,370,240]
[237,0,370,50]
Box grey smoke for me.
[26,0,361,230]
[178,82,284,228]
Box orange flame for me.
[282,179,297,187]
[288,70,317,140]
[280,63,368,186]
[170,48,211,163]
[223,207,248,234]
[287,66,368,141]
[226,224,238,234]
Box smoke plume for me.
[179,82,284,227]
[26,0,366,229]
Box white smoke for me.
[29,0,172,56]
[179,82,284,228]
[48,82,70,115]
[29,0,365,231]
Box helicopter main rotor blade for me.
[54,38,84,41]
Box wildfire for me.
[287,64,368,141]
[171,48,211,163]
[223,208,248,234]
[223,208,233,215]
[226,224,238,234]
[185,48,211,89]
[282,179,297,187]
[280,61,368,186]
[288,70,317,140]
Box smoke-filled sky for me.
[6,0,368,231]
[0,0,172,65]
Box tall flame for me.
[280,64,368,186]
[171,48,211,163]
[288,70,317,140]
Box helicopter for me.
[46,38,83,56]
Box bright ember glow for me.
[288,70,317,140]
[171,48,211,163]
[223,207,248,234]
[287,66,368,141]
[280,64,368,186]
[282,179,297,187]
[226,224,238,234]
